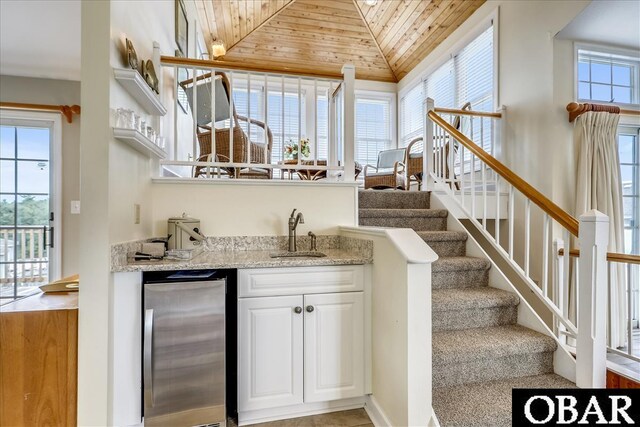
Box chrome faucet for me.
[288,209,305,252]
[308,231,317,252]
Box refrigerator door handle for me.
[144,308,155,408]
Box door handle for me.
[43,226,54,249]
[144,308,155,408]
[49,226,54,248]
[294,306,302,314]
[306,305,314,313]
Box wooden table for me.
[0,292,78,426]
[279,160,362,180]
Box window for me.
[577,48,640,105]
[355,95,392,167]
[399,24,494,147]
[619,127,640,255]
[400,84,424,147]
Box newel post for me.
[422,97,435,191]
[341,64,356,181]
[576,210,609,388]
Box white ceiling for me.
[557,0,640,50]
[0,0,81,81]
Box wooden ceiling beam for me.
[351,0,397,83]
[225,0,296,53]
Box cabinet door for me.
[238,296,304,412]
[304,292,364,403]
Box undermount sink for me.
[270,251,327,258]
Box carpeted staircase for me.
[358,190,575,427]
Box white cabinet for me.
[304,292,364,403]
[238,296,304,411]
[238,266,366,415]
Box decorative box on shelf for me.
[113,68,167,116]
[113,127,166,159]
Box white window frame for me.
[574,42,640,108]
[354,90,395,169]
[0,109,62,282]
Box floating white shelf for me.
[113,128,167,159]
[113,68,167,116]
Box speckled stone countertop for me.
[111,235,372,272]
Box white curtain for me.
[574,111,626,349]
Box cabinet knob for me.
[306,305,314,313]
[294,306,302,314]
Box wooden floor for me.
[248,409,372,427]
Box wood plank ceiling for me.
[193,0,485,82]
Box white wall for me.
[151,181,358,237]
[0,75,81,276]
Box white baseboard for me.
[238,396,365,426]
[363,395,393,427]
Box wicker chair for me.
[181,72,273,178]
[405,102,472,190]
[363,148,406,190]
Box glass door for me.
[0,124,54,300]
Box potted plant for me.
[284,138,311,161]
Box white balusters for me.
[542,213,550,298]
[508,185,514,259]
[524,199,531,275]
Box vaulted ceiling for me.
[193,0,485,83]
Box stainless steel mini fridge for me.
[143,270,229,427]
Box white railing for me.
[425,97,628,387]
[158,56,356,181]
[0,226,48,297]
[555,246,640,365]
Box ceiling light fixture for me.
[211,37,226,58]
[364,0,378,6]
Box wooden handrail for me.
[0,102,81,124]
[428,110,580,236]
[566,102,640,123]
[558,248,640,265]
[433,107,502,119]
[161,55,344,82]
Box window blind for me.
[424,59,455,109]
[400,24,494,150]
[400,84,424,147]
[355,96,392,167]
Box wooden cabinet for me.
[238,266,365,415]
[0,293,78,427]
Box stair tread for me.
[433,374,576,427]
[358,208,448,218]
[433,325,557,365]
[416,230,468,242]
[432,256,491,272]
[433,287,519,312]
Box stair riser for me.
[433,306,518,332]
[433,352,554,388]
[359,191,431,209]
[424,240,466,257]
[359,217,447,230]
[432,268,489,289]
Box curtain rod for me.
[566,101,640,123]
[0,102,81,124]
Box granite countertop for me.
[111,235,372,273]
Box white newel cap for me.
[579,209,609,223]
[341,64,355,73]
